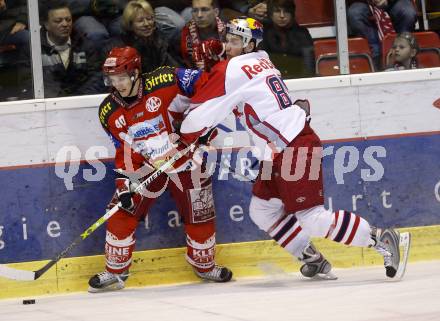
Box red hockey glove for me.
[115,177,135,213]
[193,38,225,71]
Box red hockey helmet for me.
[102,46,141,76]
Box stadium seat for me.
[294,0,334,27]
[382,31,440,68]
[0,44,17,68]
[314,37,375,76]
[0,44,16,53]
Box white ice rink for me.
[1,261,439,321]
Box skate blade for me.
[88,282,125,293]
[394,232,411,280]
[311,271,338,281]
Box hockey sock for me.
[105,231,136,273]
[325,210,372,247]
[267,213,310,258]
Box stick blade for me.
[0,265,36,281]
[395,232,411,280]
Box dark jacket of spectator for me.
[263,23,314,73]
[38,29,101,97]
[347,0,405,9]
[0,0,27,44]
[148,0,191,12]
[101,30,180,73]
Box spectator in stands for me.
[348,0,417,69]
[220,0,269,23]
[0,0,29,50]
[71,0,126,49]
[263,0,314,75]
[101,0,180,74]
[64,0,189,50]
[385,31,419,70]
[180,0,226,69]
[149,0,191,41]
[34,1,101,97]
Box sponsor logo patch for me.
[99,101,113,126]
[129,115,166,139]
[104,57,117,67]
[144,69,175,93]
[146,96,162,112]
[189,185,215,223]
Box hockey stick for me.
[0,143,195,281]
[395,231,411,280]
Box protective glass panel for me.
[0,0,33,101]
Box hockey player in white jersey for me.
[180,17,410,279]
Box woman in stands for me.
[385,32,419,70]
[101,0,180,74]
[262,0,314,77]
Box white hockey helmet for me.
[226,17,264,48]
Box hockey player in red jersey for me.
[88,47,232,292]
[180,17,410,280]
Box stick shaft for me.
[1,143,194,281]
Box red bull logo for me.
[247,17,263,30]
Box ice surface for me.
[1,261,439,321]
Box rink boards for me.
[0,72,440,298]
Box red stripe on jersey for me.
[326,211,340,238]
[344,215,361,245]
[261,120,290,145]
[190,60,228,104]
[242,103,290,147]
[181,127,207,145]
[281,226,302,248]
[244,103,270,143]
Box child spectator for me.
[348,0,417,69]
[385,31,419,70]
[263,0,314,76]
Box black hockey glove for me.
[115,178,135,213]
[198,128,218,146]
[294,99,311,122]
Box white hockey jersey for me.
[181,50,306,161]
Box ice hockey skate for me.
[373,228,411,279]
[194,265,233,282]
[88,270,129,293]
[299,242,337,280]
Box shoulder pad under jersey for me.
[98,95,119,128]
[142,66,176,94]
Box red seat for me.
[0,44,16,54]
[314,37,375,76]
[382,31,440,68]
[294,0,334,27]
[0,44,18,68]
